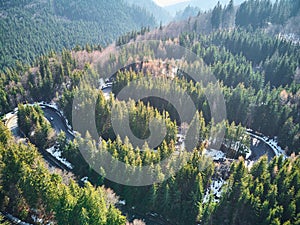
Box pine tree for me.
[211,2,223,29]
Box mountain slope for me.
[165,0,246,15]
[174,5,200,21]
[125,0,172,24]
[0,0,156,69]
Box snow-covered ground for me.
[80,176,89,183]
[118,200,126,205]
[4,212,32,225]
[175,134,185,151]
[203,149,226,161]
[102,87,113,100]
[39,101,59,110]
[4,112,18,129]
[46,146,73,169]
[203,178,225,203]
[31,215,43,224]
[245,148,252,159]
[99,78,113,100]
[266,138,286,158]
[3,110,16,121]
[252,137,259,145]
[245,160,255,169]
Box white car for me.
[81,176,89,183]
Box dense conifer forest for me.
[0,0,156,69]
[0,0,299,224]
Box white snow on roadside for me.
[46,146,73,169]
[247,131,287,159]
[31,215,43,224]
[252,137,259,145]
[5,213,32,225]
[38,102,59,110]
[118,200,126,205]
[39,102,74,133]
[80,176,89,183]
[245,148,252,159]
[204,149,226,161]
[65,118,72,130]
[267,138,286,158]
[245,160,255,169]
[68,129,75,136]
[3,111,15,120]
[102,87,113,100]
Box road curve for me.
[246,130,287,160]
[40,105,75,140]
[3,102,286,163]
[1,100,288,225]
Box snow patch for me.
[247,131,287,159]
[46,146,73,169]
[5,213,32,225]
[203,179,225,203]
[245,160,255,169]
[245,148,252,159]
[118,200,126,205]
[31,215,43,224]
[204,149,226,161]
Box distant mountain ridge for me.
[165,0,248,16]
[125,0,172,24]
[174,5,200,21]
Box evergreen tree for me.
[211,2,223,29]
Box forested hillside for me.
[1,26,299,224]
[161,0,300,39]
[0,121,126,225]
[211,0,300,34]
[174,5,200,21]
[164,0,245,16]
[204,156,300,225]
[0,0,299,224]
[125,0,172,24]
[0,0,156,69]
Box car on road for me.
[81,176,89,183]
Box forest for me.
[0,0,156,69]
[211,0,300,29]
[0,121,126,225]
[0,0,299,224]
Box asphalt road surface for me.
[249,137,275,161]
[5,113,22,138]
[42,107,74,140]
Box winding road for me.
[1,87,287,225]
[2,102,173,225]
[41,106,75,140]
[249,137,275,161]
